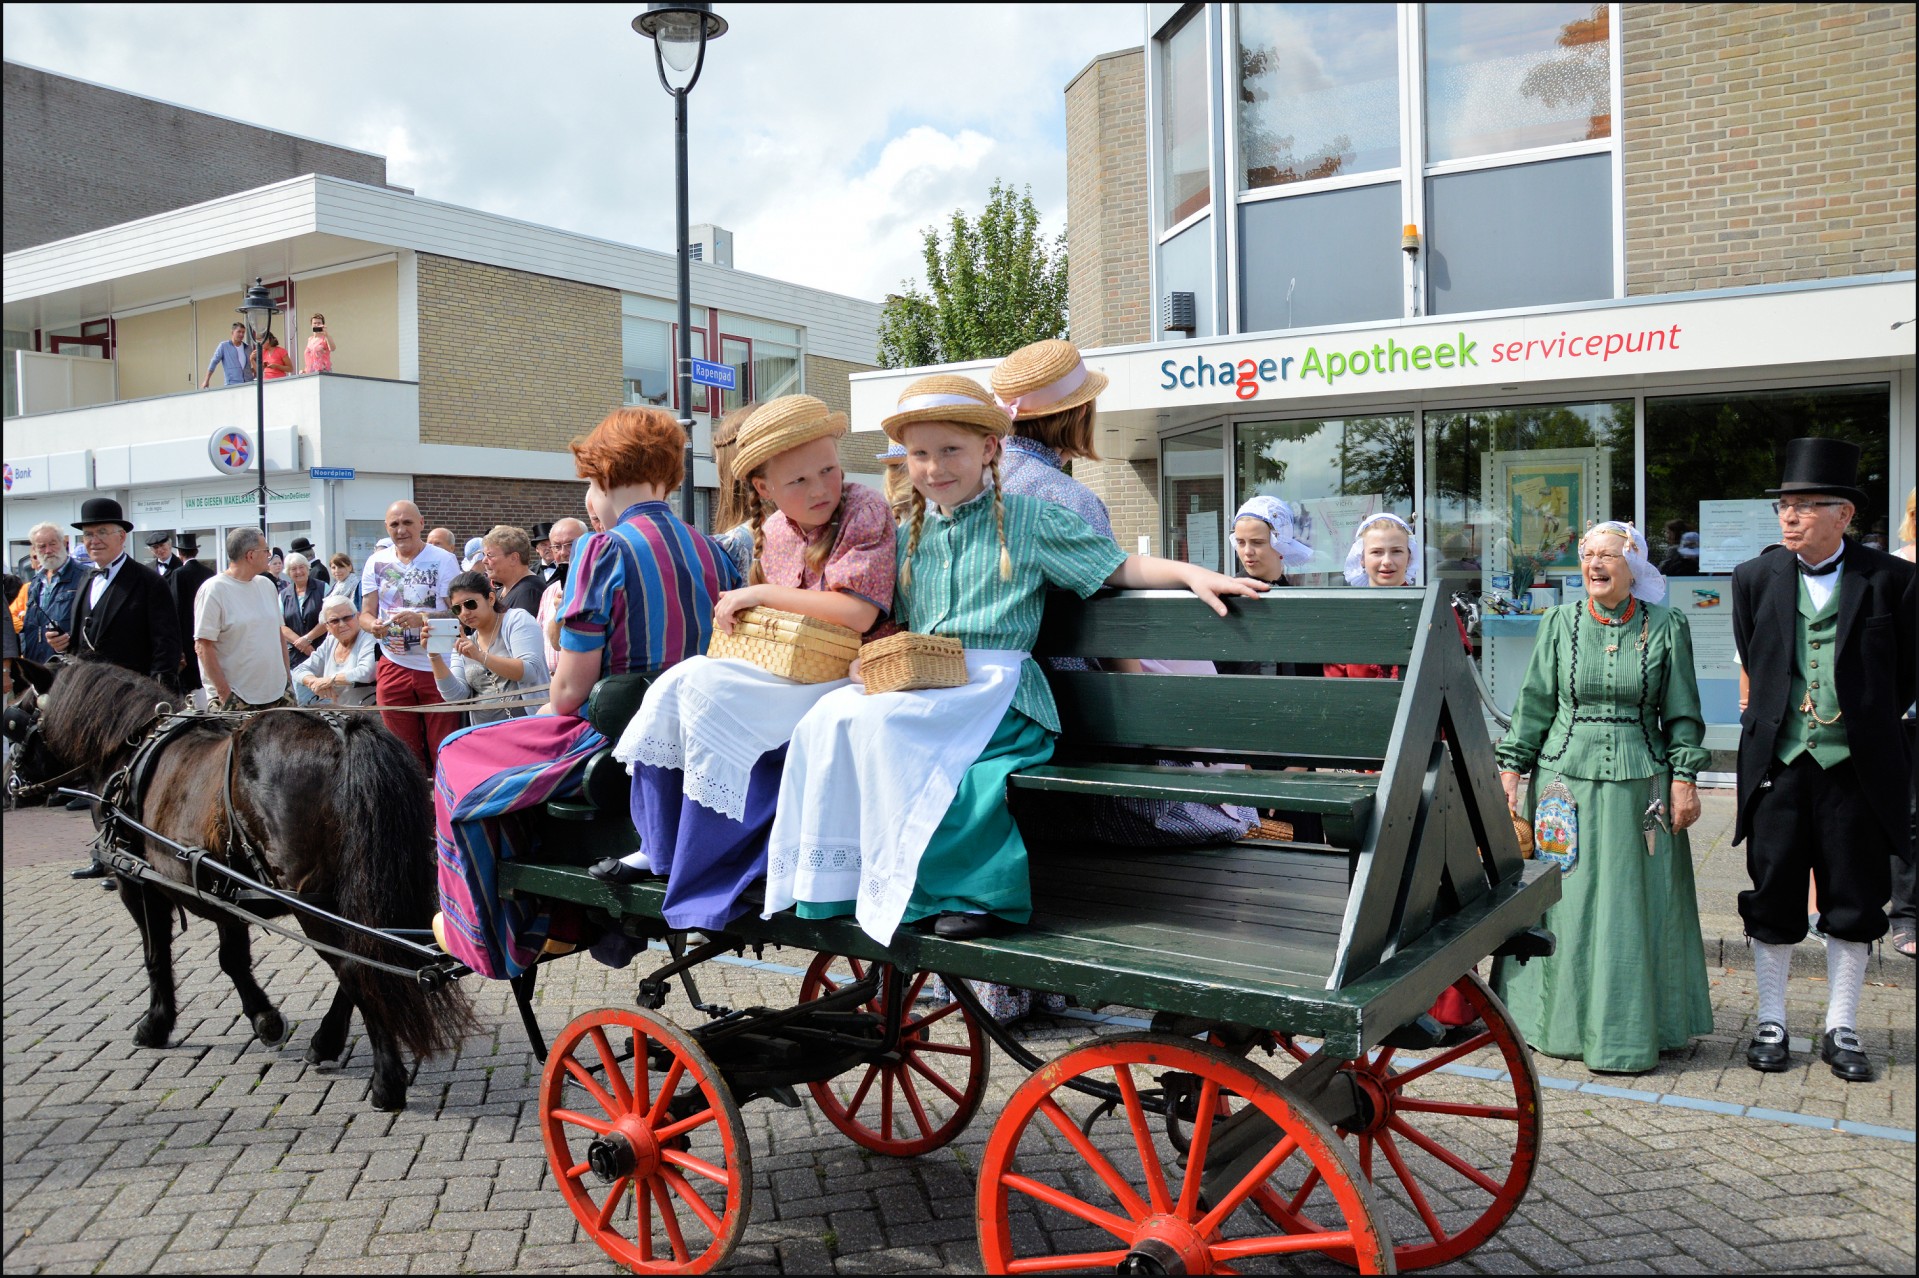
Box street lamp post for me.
[633,2,727,526]
[237,279,281,536]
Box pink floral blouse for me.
[304,335,332,374]
[758,481,896,630]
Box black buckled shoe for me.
[1820,1027,1874,1083]
[931,912,1016,941]
[587,857,655,885]
[70,861,109,880]
[1745,1021,1791,1073]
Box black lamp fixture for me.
[237,278,281,535]
[633,2,728,524]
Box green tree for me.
[876,179,1068,368]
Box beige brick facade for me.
[1074,455,1162,556]
[804,352,886,477]
[417,254,623,449]
[1622,3,1917,294]
[1065,48,1153,351]
[412,475,590,548]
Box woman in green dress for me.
[1492,521,1713,1073]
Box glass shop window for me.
[1160,11,1212,226]
[1162,427,1226,572]
[1423,2,1612,164]
[1233,414,1415,585]
[1238,2,1401,192]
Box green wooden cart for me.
[498,582,1559,1274]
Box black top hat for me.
[289,536,316,554]
[175,531,201,553]
[1766,437,1867,507]
[529,521,554,542]
[72,497,134,532]
[144,529,176,547]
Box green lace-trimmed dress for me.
[1490,597,1714,1073]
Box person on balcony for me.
[201,322,253,388]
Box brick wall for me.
[3,62,390,252]
[1065,48,1153,351]
[411,476,588,549]
[1622,3,1917,293]
[804,353,884,477]
[1074,456,1162,556]
[417,254,623,449]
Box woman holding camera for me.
[426,570,547,725]
[303,313,336,374]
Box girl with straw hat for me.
[760,374,1268,944]
[598,395,898,933]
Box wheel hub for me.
[586,1116,661,1183]
[1341,1065,1390,1137]
[1117,1216,1209,1275]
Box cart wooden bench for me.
[499,582,1559,1274]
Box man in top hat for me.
[289,535,320,566]
[1732,437,1915,1082]
[50,498,181,685]
[166,532,216,700]
[529,521,556,584]
[146,529,185,578]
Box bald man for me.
[537,516,587,672]
[360,501,463,770]
[427,527,457,554]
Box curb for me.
[1702,930,1913,988]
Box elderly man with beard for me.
[21,523,85,666]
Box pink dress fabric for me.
[757,481,896,628]
[304,336,332,374]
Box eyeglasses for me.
[1772,500,1847,517]
[451,599,484,613]
[1580,550,1626,563]
[550,540,576,552]
[325,615,356,625]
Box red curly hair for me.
[569,407,686,492]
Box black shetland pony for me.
[11,660,473,1110]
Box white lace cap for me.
[1343,513,1421,587]
[1583,521,1666,604]
[1232,495,1314,568]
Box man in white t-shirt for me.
[195,527,291,711]
[359,499,462,770]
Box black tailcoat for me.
[67,558,181,685]
[167,558,216,689]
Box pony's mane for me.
[41,661,177,772]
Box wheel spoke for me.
[564,1158,593,1181]
[1358,1133,1375,1181]
[902,1001,962,1034]
[1275,1035,1314,1064]
[653,1106,718,1144]
[661,1146,735,1190]
[661,1167,725,1234]
[1387,1115,1504,1196]
[1370,1046,1397,1076]
[1395,1097,1520,1121]
[631,1028,650,1115]
[1376,1127,1450,1244]
[880,1063,897,1138]
[552,1107,613,1136]
[588,1027,632,1112]
[645,1058,686,1128]
[1196,1135,1301,1236]
[1000,1171,1136,1242]
[903,970,931,1006]
[909,1037,974,1056]
[1212,1230,1359,1260]
[1113,1064,1173,1215]
[638,1180,653,1262]
[1250,1182,1325,1235]
[561,1054,620,1117]
[1175,1077,1222,1219]
[1036,1097,1152,1220]
[842,1063,882,1118]
[1285,1166,1322,1217]
[896,1063,936,1141]
[593,1173,631,1232]
[649,1176,692,1263]
[905,1053,968,1104]
[1386,1030,1495,1088]
[1004,1250,1133,1274]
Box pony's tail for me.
[333,716,476,1058]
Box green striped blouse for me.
[896,488,1127,732]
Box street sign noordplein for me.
[308,466,356,481]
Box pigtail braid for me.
[988,453,1012,581]
[900,489,928,591]
[748,503,768,586]
[803,504,844,579]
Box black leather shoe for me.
[1745,1021,1791,1073]
[931,912,1016,940]
[1821,1027,1874,1082]
[70,861,109,880]
[64,796,92,812]
[587,857,655,885]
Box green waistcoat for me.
[1775,575,1848,767]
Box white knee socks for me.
[1825,938,1868,1032]
[1753,941,1792,1028]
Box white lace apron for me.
[762,650,1024,946]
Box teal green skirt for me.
[1492,767,1714,1073]
[797,708,1055,924]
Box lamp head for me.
[237,277,280,336]
[633,3,726,90]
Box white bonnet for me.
[1583,521,1666,604]
[1232,496,1314,568]
[1343,512,1422,586]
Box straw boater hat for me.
[990,339,1108,419]
[881,374,1012,442]
[732,394,847,477]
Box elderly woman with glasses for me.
[1491,520,1713,1074]
[426,570,548,726]
[292,595,379,706]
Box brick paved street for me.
[5,803,1914,1275]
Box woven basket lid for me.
[733,395,848,477]
[990,339,1108,419]
[881,374,1012,443]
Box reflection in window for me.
[622,315,672,407]
[1423,401,1631,590]
[1239,3,1401,191]
[1160,13,1212,225]
[1644,385,1891,565]
[1162,427,1226,572]
[1235,415,1413,584]
[1424,3,1611,164]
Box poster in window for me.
[1294,494,1381,583]
[1698,499,1775,573]
[1484,447,1608,577]
[1185,510,1221,573]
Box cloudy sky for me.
[5,3,1145,301]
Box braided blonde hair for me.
[747,501,769,586]
[899,487,929,591]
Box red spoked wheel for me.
[799,953,989,1157]
[1253,974,1540,1271]
[540,1007,750,1274]
[977,1033,1395,1275]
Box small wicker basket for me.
[859,632,969,695]
[707,607,862,684]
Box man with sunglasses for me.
[1731,437,1915,1083]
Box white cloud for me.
[3,3,1146,305]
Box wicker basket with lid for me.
[708,607,862,684]
[859,632,968,695]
